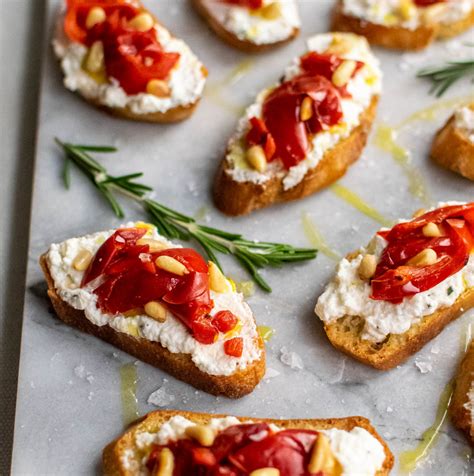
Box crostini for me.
[191,0,300,52]
[214,32,382,216]
[52,0,207,122]
[315,202,474,370]
[103,410,394,475]
[40,223,265,398]
[450,339,474,445]
[332,0,474,51]
[431,104,474,181]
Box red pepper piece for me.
[213,310,239,333]
[224,337,244,357]
[191,316,219,344]
[221,0,264,9]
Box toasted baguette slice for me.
[450,340,474,445]
[332,0,474,51]
[191,0,299,52]
[431,105,474,181]
[40,229,265,398]
[103,410,394,475]
[53,2,206,123]
[316,204,474,370]
[213,33,381,216]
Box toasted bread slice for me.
[213,33,381,216]
[332,0,474,51]
[450,340,474,444]
[53,3,206,123]
[191,0,299,53]
[40,231,265,399]
[431,106,474,181]
[103,410,394,475]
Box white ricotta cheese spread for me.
[46,224,261,376]
[202,0,300,45]
[316,205,474,342]
[342,0,473,30]
[133,415,386,476]
[225,33,382,190]
[52,14,206,114]
[455,105,474,144]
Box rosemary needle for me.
[55,138,318,292]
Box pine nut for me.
[155,448,174,476]
[249,469,280,476]
[155,256,189,276]
[85,6,106,29]
[123,308,144,318]
[128,12,154,32]
[185,425,216,447]
[332,60,357,87]
[85,41,104,74]
[413,208,426,218]
[308,434,337,473]
[208,261,232,293]
[399,0,416,20]
[260,2,281,20]
[407,248,437,266]
[72,249,93,271]
[146,79,171,98]
[137,238,169,252]
[358,254,377,280]
[246,145,267,173]
[300,96,314,121]
[422,222,442,238]
[144,301,167,322]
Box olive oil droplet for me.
[120,363,139,427]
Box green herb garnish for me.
[447,286,454,296]
[417,60,474,97]
[55,139,317,292]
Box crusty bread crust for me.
[431,111,474,182]
[321,259,474,370]
[191,0,299,53]
[40,254,265,398]
[450,340,474,445]
[103,410,394,476]
[332,1,474,50]
[213,96,378,216]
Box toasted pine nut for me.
[85,41,105,74]
[407,248,437,267]
[85,6,106,29]
[332,60,357,87]
[128,12,154,32]
[300,96,314,121]
[358,254,377,280]
[144,301,167,322]
[308,434,337,473]
[185,425,216,447]
[155,448,174,476]
[123,307,144,318]
[399,0,416,20]
[413,208,426,218]
[73,249,93,271]
[260,2,281,20]
[422,222,442,238]
[208,261,232,293]
[249,469,280,476]
[155,256,189,276]
[246,145,267,173]
[137,238,169,252]
[146,79,171,98]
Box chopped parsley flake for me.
[447,286,454,296]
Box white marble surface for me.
[10,0,474,474]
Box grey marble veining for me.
[11,0,474,474]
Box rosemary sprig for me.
[417,60,474,97]
[55,138,317,292]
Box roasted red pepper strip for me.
[371,204,474,302]
[414,0,445,6]
[221,0,264,9]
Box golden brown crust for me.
[450,340,474,445]
[103,410,394,476]
[39,254,265,398]
[213,96,378,216]
[331,1,474,51]
[431,108,474,182]
[191,0,299,53]
[321,262,474,370]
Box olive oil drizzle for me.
[120,363,139,426]
[257,325,275,342]
[330,184,394,228]
[302,213,341,261]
